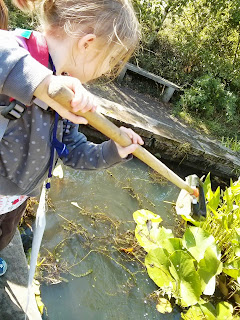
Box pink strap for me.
[25,31,49,67]
[12,29,49,106]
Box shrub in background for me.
[132,0,240,125]
[177,75,238,123]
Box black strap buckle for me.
[1,100,26,120]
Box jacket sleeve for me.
[0,30,52,105]
[61,122,132,170]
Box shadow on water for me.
[39,158,182,320]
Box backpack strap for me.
[0,115,9,141]
[0,100,26,141]
[15,29,49,111]
[0,29,49,141]
[14,28,49,67]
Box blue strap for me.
[46,55,68,189]
[49,55,56,73]
[46,112,69,189]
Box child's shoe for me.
[0,258,7,276]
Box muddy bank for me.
[81,82,240,184]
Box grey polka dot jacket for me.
[0,30,129,197]
[0,30,52,105]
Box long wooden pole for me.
[48,83,195,195]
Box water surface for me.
[40,158,182,320]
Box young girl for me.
[0,0,142,275]
[0,0,99,124]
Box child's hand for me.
[68,77,98,114]
[34,75,97,124]
[115,127,144,158]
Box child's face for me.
[71,51,112,83]
[61,36,119,83]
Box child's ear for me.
[78,34,96,52]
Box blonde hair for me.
[0,0,8,30]
[12,0,141,77]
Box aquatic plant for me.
[133,210,223,310]
[36,202,147,288]
[133,175,240,318]
[181,301,235,320]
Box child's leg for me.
[0,200,28,251]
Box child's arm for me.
[0,30,96,124]
[61,123,144,170]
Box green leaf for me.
[203,173,213,202]
[181,302,217,320]
[133,209,173,252]
[35,295,45,315]
[161,238,183,254]
[183,227,220,262]
[198,247,222,295]
[182,301,234,320]
[230,184,240,196]
[208,186,220,214]
[222,215,229,232]
[216,302,234,319]
[180,214,200,226]
[169,250,202,307]
[145,248,175,288]
[223,187,233,214]
[223,259,240,279]
[230,228,240,257]
[234,247,240,257]
[133,209,162,225]
[154,226,174,244]
[156,298,172,314]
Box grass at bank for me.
[173,106,240,153]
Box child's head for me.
[12,0,141,82]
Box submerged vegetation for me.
[35,169,165,286]
[26,170,240,319]
[36,207,146,286]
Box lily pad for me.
[156,298,172,314]
[183,227,220,262]
[133,209,173,252]
[198,247,222,295]
[145,248,175,288]
[181,302,217,320]
[169,250,202,307]
[133,209,162,226]
[161,238,183,254]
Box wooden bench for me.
[118,62,182,102]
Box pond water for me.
[40,158,182,320]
